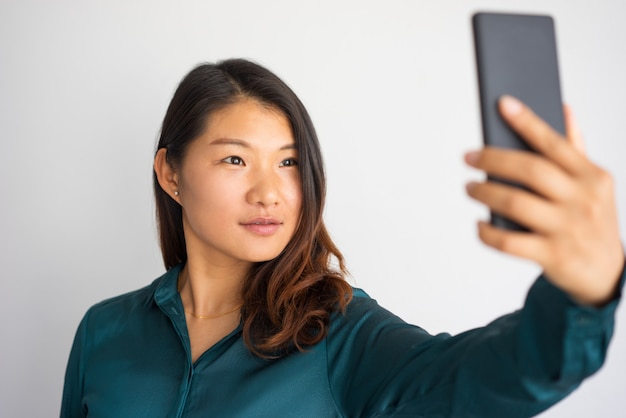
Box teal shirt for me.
[61,264,624,417]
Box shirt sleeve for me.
[60,310,90,418]
[326,264,625,418]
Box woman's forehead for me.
[199,100,295,149]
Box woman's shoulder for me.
[83,270,174,323]
[332,286,413,331]
[350,287,370,299]
[344,287,389,313]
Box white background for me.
[1,0,625,416]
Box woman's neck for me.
[177,258,249,317]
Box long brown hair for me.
[153,59,352,358]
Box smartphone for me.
[472,12,565,231]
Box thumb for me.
[564,104,586,155]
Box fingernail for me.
[465,181,478,193]
[464,150,480,165]
[500,95,522,115]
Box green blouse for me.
[61,264,624,417]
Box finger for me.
[498,95,588,176]
[465,147,575,202]
[477,220,550,265]
[563,104,586,155]
[467,181,563,234]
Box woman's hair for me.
[154,59,353,358]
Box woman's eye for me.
[222,156,245,165]
[280,158,298,167]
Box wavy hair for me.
[153,59,352,358]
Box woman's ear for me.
[154,148,181,204]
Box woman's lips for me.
[241,218,281,236]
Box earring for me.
[174,190,179,196]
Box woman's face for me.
[175,99,302,268]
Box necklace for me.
[184,304,243,320]
[177,274,243,320]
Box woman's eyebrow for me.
[209,137,250,147]
[209,137,296,150]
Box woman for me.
[61,59,625,417]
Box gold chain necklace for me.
[184,304,243,320]
[177,274,242,320]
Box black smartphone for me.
[472,12,565,231]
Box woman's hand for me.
[465,95,624,306]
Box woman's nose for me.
[246,171,280,207]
